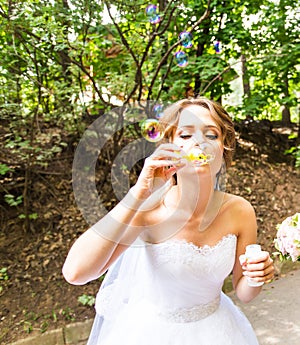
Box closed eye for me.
[180,134,192,139]
[205,134,218,140]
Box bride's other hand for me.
[239,251,275,284]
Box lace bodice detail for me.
[146,234,236,270]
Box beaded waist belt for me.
[157,295,221,323]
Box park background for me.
[0,0,299,343]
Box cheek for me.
[172,137,187,149]
[172,137,180,145]
[211,145,224,172]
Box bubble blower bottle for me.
[184,147,214,166]
[245,245,264,287]
[183,143,215,167]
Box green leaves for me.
[1,0,298,120]
[0,164,12,176]
[78,294,96,306]
[285,145,300,168]
[4,194,23,207]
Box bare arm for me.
[62,143,183,285]
[62,187,146,285]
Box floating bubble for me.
[145,4,161,24]
[140,118,164,142]
[175,51,188,67]
[179,31,193,48]
[214,41,221,54]
[149,14,161,24]
[153,104,164,119]
[145,4,157,16]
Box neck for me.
[169,171,226,232]
[175,172,216,215]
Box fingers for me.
[243,262,274,280]
[239,254,247,266]
[241,252,275,284]
[135,144,185,199]
[150,144,183,162]
[245,251,269,264]
[146,144,187,172]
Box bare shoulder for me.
[222,193,257,235]
[224,193,255,215]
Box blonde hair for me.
[159,98,236,168]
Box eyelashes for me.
[179,132,219,140]
[206,134,219,140]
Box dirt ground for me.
[0,119,299,344]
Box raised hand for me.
[131,143,185,209]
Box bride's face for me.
[172,105,224,176]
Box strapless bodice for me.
[142,234,237,310]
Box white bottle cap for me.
[245,244,262,257]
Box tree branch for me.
[104,0,139,66]
[200,59,240,95]
[147,0,212,100]
[137,1,178,101]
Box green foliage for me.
[19,309,55,334]
[241,0,299,121]
[285,145,300,168]
[60,307,76,321]
[78,294,96,306]
[0,267,9,281]
[0,267,9,294]
[15,307,75,337]
[23,321,33,334]
[0,164,12,175]
[1,0,298,119]
[0,0,299,231]
[4,194,23,207]
[1,0,298,121]
[18,213,38,220]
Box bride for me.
[63,97,274,344]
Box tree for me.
[242,0,299,122]
[1,0,299,231]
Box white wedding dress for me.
[87,234,259,345]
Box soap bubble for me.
[175,51,188,67]
[140,118,164,142]
[179,31,193,48]
[214,41,221,54]
[145,4,161,24]
[149,15,161,24]
[153,104,164,119]
[145,4,157,16]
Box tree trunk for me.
[241,54,250,98]
[281,75,291,125]
[194,26,210,97]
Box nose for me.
[193,130,206,146]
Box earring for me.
[214,159,226,191]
